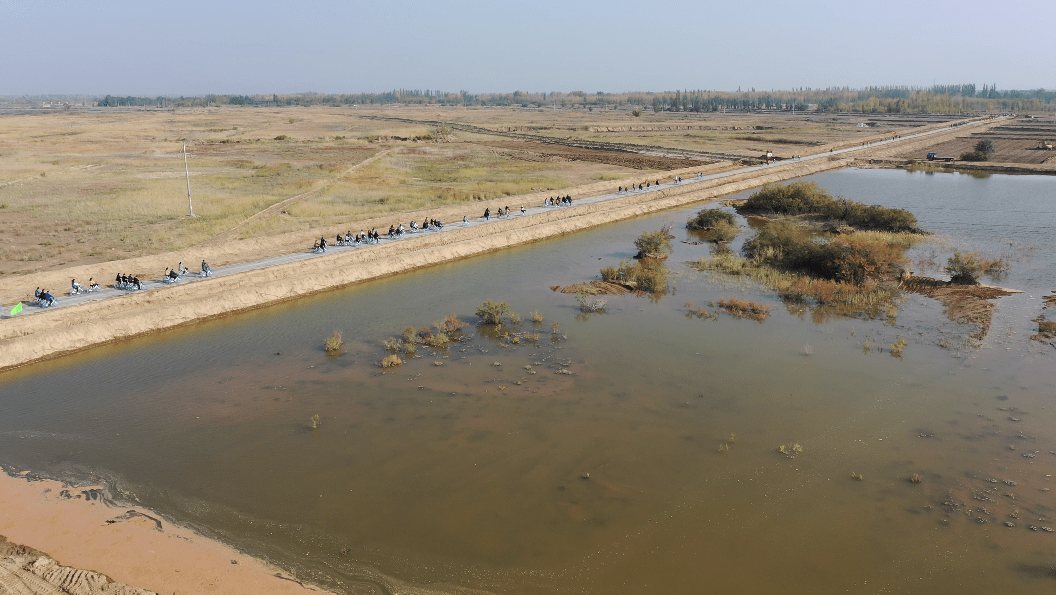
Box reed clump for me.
[381,354,403,368]
[634,228,672,259]
[687,209,739,242]
[476,300,513,325]
[324,330,343,354]
[601,258,670,294]
[383,314,467,359]
[945,251,1008,284]
[716,298,771,322]
[739,181,920,233]
[576,293,607,313]
[890,335,907,358]
[692,219,912,320]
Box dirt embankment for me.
[0,157,847,372]
[0,117,1001,372]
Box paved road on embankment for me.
[0,115,1007,371]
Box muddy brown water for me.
[1,169,1054,594]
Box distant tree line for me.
[81,85,1056,114]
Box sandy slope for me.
[0,470,326,595]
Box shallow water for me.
[1,169,1054,594]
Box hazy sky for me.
[2,0,1052,95]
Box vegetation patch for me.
[382,314,467,359]
[686,209,738,242]
[634,226,673,259]
[1032,317,1056,341]
[691,221,913,320]
[944,251,1008,284]
[716,298,772,322]
[738,181,921,233]
[475,300,514,325]
[324,329,343,354]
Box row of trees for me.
[89,85,1056,114]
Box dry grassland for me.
[0,105,970,278]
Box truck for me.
[926,152,955,162]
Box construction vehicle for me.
[926,152,955,162]
[1038,141,1053,151]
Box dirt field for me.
[892,115,1056,163]
[473,139,711,170]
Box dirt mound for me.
[0,535,155,595]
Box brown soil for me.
[901,276,1019,340]
[474,139,711,170]
[891,116,1056,164]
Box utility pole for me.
[182,144,197,217]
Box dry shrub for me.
[633,260,669,294]
[741,181,919,233]
[576,294,607,313]
[381,354,403,368]
[945,252,1007,284]
[401,326,420,349]
[702,220,739,243]
[634,230,672,259]
[717,298,771,322]
[599,266,619,282]
[745,221,907,285]
[425,332,449,348]
[434,314,467,334]
[476,300,511,324]
[686,209,735,230]
[324,330,343,354]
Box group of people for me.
[69,278,100,295]
[314,217,457,252]
[619,180,666,193]
[25,259,213,312]
[33,287,57,307]
[544,196,573,207]
[409,218,444,231]
[115,273,144,290]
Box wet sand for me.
[0,468,328,595]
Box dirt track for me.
[0,117,1006,372]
